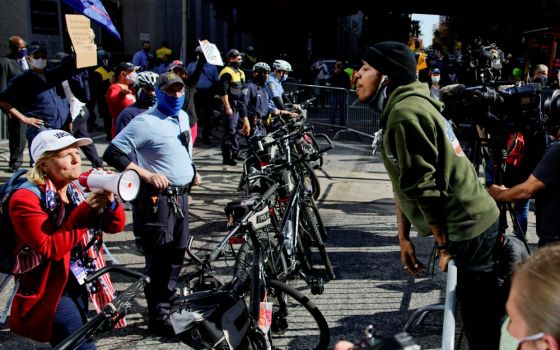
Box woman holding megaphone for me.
[7,129,126,349]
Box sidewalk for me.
[0,130,538,349]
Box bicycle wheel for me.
[299,162,321,200]
[300,201,335,281]
[233,231,289,282]
[266,279,330,350]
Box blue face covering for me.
[155,86,185,116]
[16,48,27,59]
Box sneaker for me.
[271,312,288,334]
[223,159,237,166]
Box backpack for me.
[0,169,42,275]
[505,131,526,168]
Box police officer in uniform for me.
[219,49,246,166]
[103,72,200,336]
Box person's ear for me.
[541,334,560,350]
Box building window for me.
[30,0,60,35]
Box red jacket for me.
[8,187,126,342]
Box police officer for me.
[103,72,200,336]
[219,49,246,166]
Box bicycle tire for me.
[307,133,324,169]
[300,201,335,281]
[299,162,321,200]
[233,232,289,282]
[266,279,330,350]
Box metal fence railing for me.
[0,111,9,162]
[284,83,380,138]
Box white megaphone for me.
[79,169,140,202]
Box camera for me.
[441,83,560,131]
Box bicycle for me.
[54,266,150,350]
[238,123,335,284]
[172,183,331,350]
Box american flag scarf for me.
[44,179,126,328]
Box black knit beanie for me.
[362,41,417,85]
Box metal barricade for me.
[0,111,9,161]
[284,83,380,138]
[402,259,457,350]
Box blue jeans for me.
[512,199,529,239]
[50,290,96,350]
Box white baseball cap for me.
[31,129,92,161]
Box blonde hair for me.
[26,149,63,185]
[514,243,560,339]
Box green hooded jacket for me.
[380,81,499,241]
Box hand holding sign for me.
[198,40,224,66]
[65,14,97,68]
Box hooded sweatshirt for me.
[380,81,499,241]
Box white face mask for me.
[431,76,440,84]
[29,57,47,70]
[499,316,545,350]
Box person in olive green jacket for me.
[355,41,504,350]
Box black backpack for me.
[0,169,42,275]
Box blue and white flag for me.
[62,0,121,41]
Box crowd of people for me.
[1,33,560,350]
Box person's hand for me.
[284,110,299,118]
[438,249,452,272]
[85,191,113,210]
[145,172,169,191]
[193,173,202,186]
[241,117,250,136]
[23,115,44,128]
[488,184,507,200]
[334,340,354,350]
[399,239,426,277]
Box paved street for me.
[0,129,538,349]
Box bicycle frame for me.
[54,266,150,350]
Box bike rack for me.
[402,259,457,350]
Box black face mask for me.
[253,74,266,86]
[143,48,150,53]
[230,61,241,69]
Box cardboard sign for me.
[199,40,224,66]
[65,14,97,68]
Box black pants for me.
[450,219,506,350]
[7,113,26,169]
[132,186,189,320]
[193,88,215,140]
[221,110,241,160]
[73,108,103,168]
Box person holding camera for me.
[354,41,505,349]
[9,129,126,349]
[103,72,200,337]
